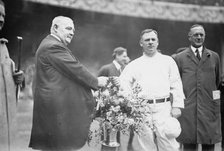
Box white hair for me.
[50,16,73,34]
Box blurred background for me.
[2,0,224,150]
[3,0,224,75]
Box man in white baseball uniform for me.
[119,29,185,151]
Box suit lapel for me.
[186,46,211,67]
[111,63,120,76]
[186,47,199,65]
[200,47,211,66]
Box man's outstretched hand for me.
[97,76,108,87]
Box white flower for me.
[138,107,145,113]
[116,91,124,97]
[113,99,120,105]
[117,115,125,122]
[106,111,112,117]
[118,98,124,103]
[111,106,120,112]
[127,118,135,125]
[99,102,105,107]
[101,89,110,97]
[92,91,99,98]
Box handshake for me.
[97,76,120,88]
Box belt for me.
[146,97,170,104]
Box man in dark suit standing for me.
[98,47,129,77]
[173,24,221,151]
[29,16,108,151]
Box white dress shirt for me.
[50,34,61,42]
[113,60,122,73]
[191,45,203,58]
[119,52,185,108]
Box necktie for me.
[195,49,201,60]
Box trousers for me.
[132,101,180,151]
[183,144,215,151]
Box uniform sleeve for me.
[46,44,98,90]
[169,58,185,108]
[172,55,182,78]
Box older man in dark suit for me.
[29,16,108,151]
[173,24,221,151]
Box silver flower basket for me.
[101,126,120,148]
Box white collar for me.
[113,60,121,70]
[50,34,61,42]
[143,51,159,58]
[191,46,203,55]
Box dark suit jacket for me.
[220,76,224,147]
[29,35,98,150]
[174,46,221,144]
[98,62,120,77]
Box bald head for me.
[50,16,75,45]
[50,16,74,34]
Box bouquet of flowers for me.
[89,77,150,146]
